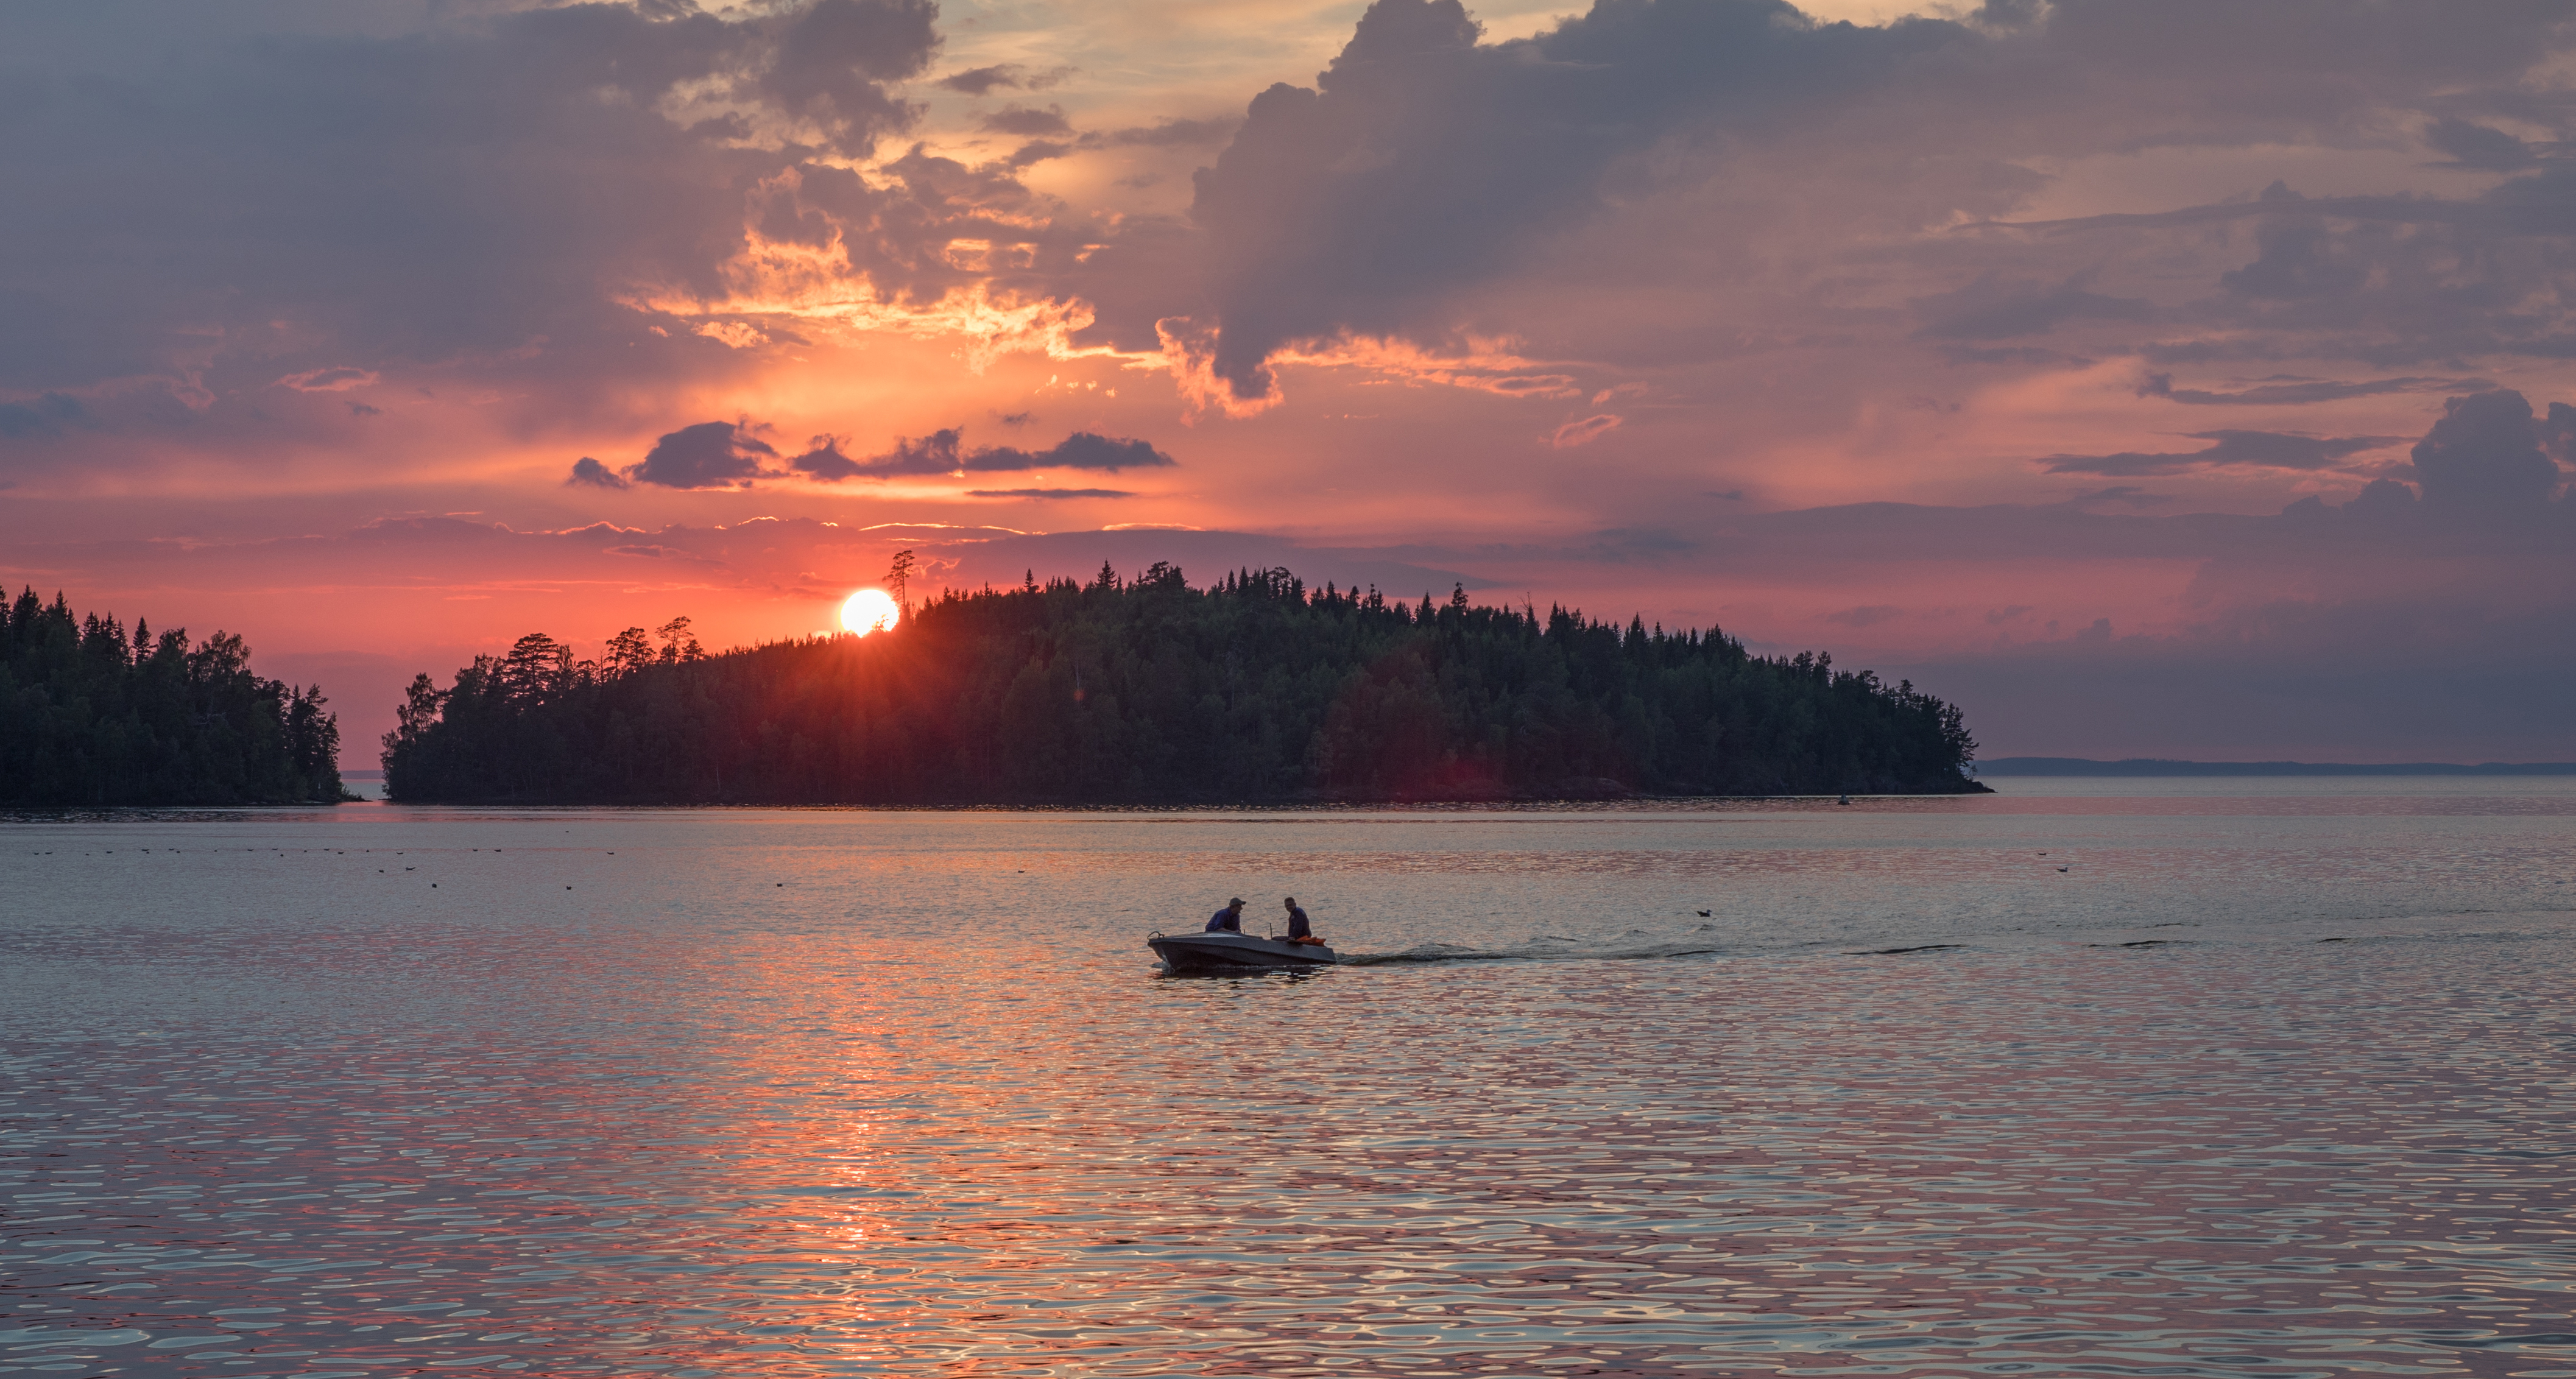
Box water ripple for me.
[4,798,2574,1375]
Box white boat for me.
[1148,929,1338,973]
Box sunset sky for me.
[5,0,2574,761]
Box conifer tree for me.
[0,585,348,805]
[383,570,1979,804]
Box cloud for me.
[845,427,966,477]
[1826,604,1902,628]
[0,392,89,439]
[786,436,864,481]
[935,63,1073,95]
[937,65,1022,96]
[2039,430,2401,478]
[2024,168,2576,367]
[626,421,780,489]
[1550,414,1623,449]
[801,428,1179,479]
[965,488,1135,499]
[2137,373,2483,406]
[1079,118,1237,149]
[1176,0,2576,405]
[754,0,942,155]
[276,366,378,393]
[1910,274,2152,341]
[567,457,629,489]
[1184,0,1982,398]
[2409,389,2571,511]
[980,104,1072,137]
[1020,432,1176,473]
[0,0,961,424]
[1005,140,1075,168]
[2424,116,2539,171]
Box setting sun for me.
[841,588,900,635]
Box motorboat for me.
[1148,929,1338,973]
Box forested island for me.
[384,564,1981,804]
[1,587,347,806]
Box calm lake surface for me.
[5,780,2574,1378]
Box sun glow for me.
[841,588,900,635]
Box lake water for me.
[5,780,2574,1378]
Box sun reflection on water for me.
[2,794,2573,1374]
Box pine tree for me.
[383,571,1980,804]
[0,586,348,805]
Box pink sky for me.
[4,0,2573,762]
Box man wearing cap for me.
[1205,897,1247,932]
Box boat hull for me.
[1149,932,1338,973]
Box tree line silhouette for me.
[1,587,347,806]
[385,563,1980,803]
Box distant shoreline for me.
[1979,757,2576,777]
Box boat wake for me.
[1339,938,1734,966]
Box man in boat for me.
[1206,897,1247,932]
[1282,897,1323,946]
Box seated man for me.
[1282,896,1323,945]
[1206,897,1247,932]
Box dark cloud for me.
[1911,274,2151,341]
[2137,373,2484,406]
[567,457,630,489]
[787,436,864,481]
[1080,117,1237,149]
[1188,0,1978,398]
[934,63,1072,95]
[939,65,1023,95]
[626,421,780,489]
[852,428,965,476]
[980,104,1072,136]
[2215,191,2370,303]
[1006,140,1075,168]
[2424,116,2539,171]
[0,1,968,426]
[1182,0,2576,398]
[0,392,88,440]
[2040,429,2401,478]
[1020,432,1177,472]
[2345,476,2419,517]
[2410,389,2571,511]
[810,429,1178,479]
[2022,168,2576,367]
[756,0,941,154]
[965,488,1135,499]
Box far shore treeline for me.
[384,564,1981,804]
[1,587,347,806]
